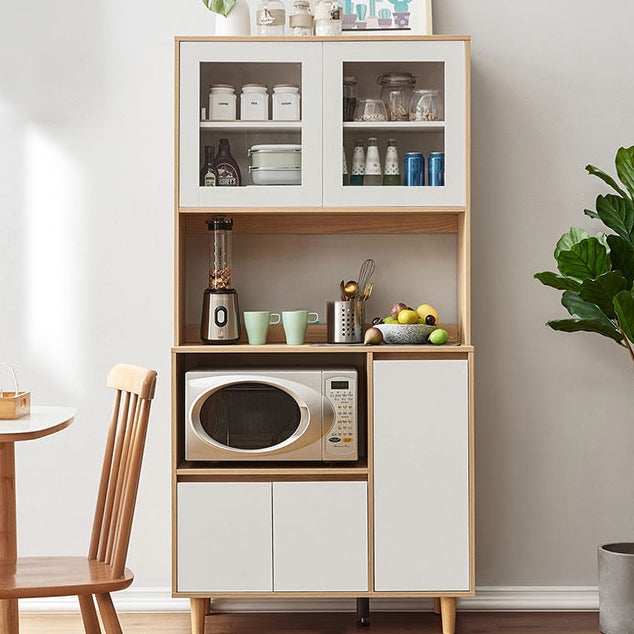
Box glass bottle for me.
[200,145,217,187]
[214,138,242,187]
[350,138,365,186]
[256,0,286,36]
[364,137,382,186]
[342,146,349,186]
[289,0,314,35]
[382,138,401,186]
[343,76,358,122]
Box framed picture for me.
[341,0,432,35]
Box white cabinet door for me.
[179,41,323,207]
[373,360,470,591]
[323,41,467,207]
[177,482,273,592]
[273,481,368,591]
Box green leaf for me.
[580,272,628,318]
[584,208,600,220]
[595,194,634,243]
[534,271,581,292]
[547,318,623,343]
[561,290,615,325]
[614,290,634,343]
[556,237,610,282]
[616,146,634,201]
[607,235,634,286]
[586,163,630,198]
[202,0,236,17]
[554,227,589,259]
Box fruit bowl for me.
[375,323,437,345]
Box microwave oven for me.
[185,369,358,461]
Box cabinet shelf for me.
[200,120,302,131]
[172,344,473,354]
[177,461,369,478]
[343,121,445,131]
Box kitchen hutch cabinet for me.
[173,35,472,634]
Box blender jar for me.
[377,72,416,121]
[208,217,233,290]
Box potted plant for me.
[202,0,251,36]
[535,146,634,634]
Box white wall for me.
[1,0,634,603]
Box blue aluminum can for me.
[403,153,425,186]
[428,152,445,186]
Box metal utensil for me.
[356,259,376,300]
[361,282,373,301]
[340,280,346,301]
[344,280,359,300]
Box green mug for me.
[244,311,281,345]
[282,310,319,345]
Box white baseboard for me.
[19,585,599,614]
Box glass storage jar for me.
[289,0,314,35]
[314,0,342,36]
[256,0,286,36]
[240,84,269,120]
[209,84,237,120]
[272,84,300,120]
[343,75,358,122]
[353,98,387,122]
[409,89,444,121]
[377,72,416,121]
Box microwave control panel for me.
[323,372,358,461]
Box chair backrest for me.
[88,364,157,577]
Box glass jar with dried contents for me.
[256,0,286,36]
[289,0,314,35]
[377,72,416,121]
[409,89,444,121]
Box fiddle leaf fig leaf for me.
[554,227,589,259]
[547,318,623,343]
[586,163,629,199]
[615,146,634,201]
[202,0,236,17]
[534,271,581,292]
[561,291,614,326]
[556,237,610,282]
[580,272,628,318]
[584,208,600,220]
[596,194,634,243]
[614,290,634,343]
[607,235,634,287]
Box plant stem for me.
[622,333,634,367]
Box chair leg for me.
[0,599,19,634]
[96,593,122,634]
[190,597,208,634]
[79,594,101,634]
[440,597,456,634]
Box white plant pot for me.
[214,1,251,36]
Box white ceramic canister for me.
[272,84,300,121]
[240,84,269,120]
[209,84,237,120]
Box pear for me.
[390,302,408,318]
[364,327,383,345]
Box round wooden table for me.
[0,406,75,633]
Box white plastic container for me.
[272,85,301,121]
[240,84,269,120]
[209,84,237,120]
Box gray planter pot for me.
[599,543,634,633]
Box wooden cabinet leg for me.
[191,598,208,634]
[0,599,19,634]
[440,597,456,634]
[79,595,101,634]
[433,597,441,614]
[96,593,122,634]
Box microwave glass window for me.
[199,383,302,450]
[331,381,349,390]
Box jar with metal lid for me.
[409,89,444,121]
[256,0,286,36]
[314,0,342,36]
[377,72,416,121]
[343,76,357,122]
[209,84,237,120]
[289,0,314,35]
[240,84,269,120]
[272,84,300,120]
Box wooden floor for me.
[19,611,601,633]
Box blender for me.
[201,217,240,344]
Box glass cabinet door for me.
[322,40,467,207]
[179,41,323,207]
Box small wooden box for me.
[0,391,31,420]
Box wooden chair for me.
[0,364,157,634]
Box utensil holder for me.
[327,300,365,344]
[0,363,30,420]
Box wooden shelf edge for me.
[171,344,474,353]
[178,206,466,214]
[177,466,369,477]
[172,590,475,598]
[175,35,472,43]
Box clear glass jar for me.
[209,84,237,120]
[256,0,286,36]
[353,98,387,122]
[289,0,314,35]
[240,84,269,120]
[343,75,357,122]
[377,72,416,121]
[409,89,444,121]
[272,84,300,120]
[314,0,343,36]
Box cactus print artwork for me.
[342,0,429,33]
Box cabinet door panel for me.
[273,481,368,591]
[177,482,273,592]
[373,360,470,591]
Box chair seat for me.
[0,557,134,599]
